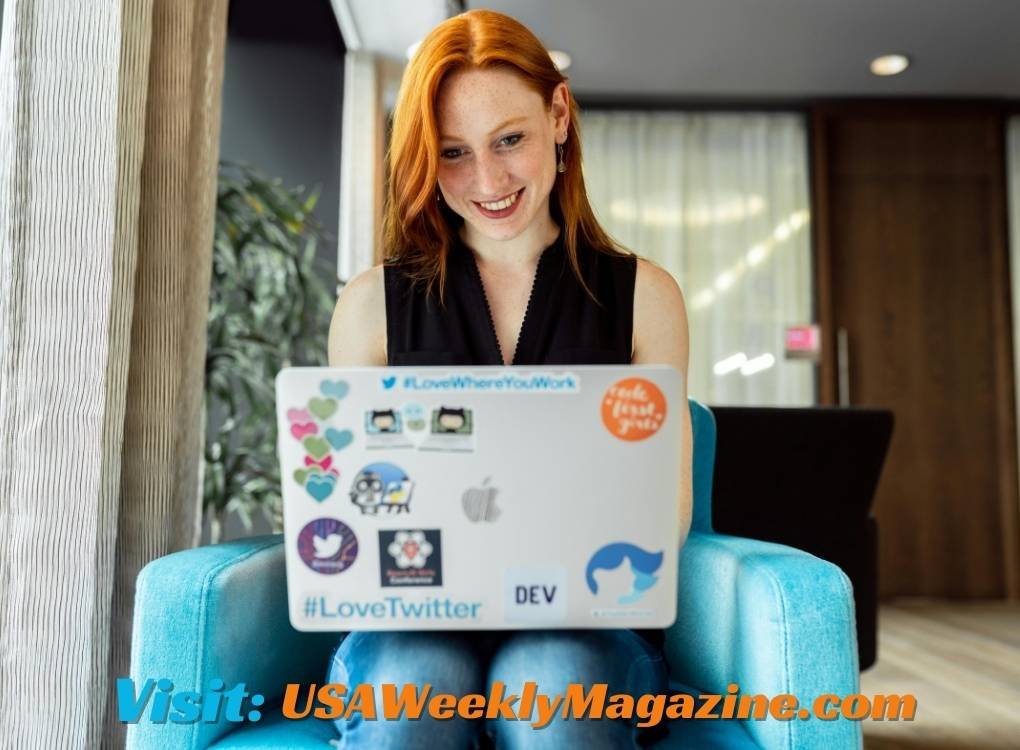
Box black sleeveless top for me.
[383,231,664,652]
[385,230,635,366]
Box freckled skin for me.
[436,68,568,255]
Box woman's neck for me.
[459,212,561,271]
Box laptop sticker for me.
[461,477,501,522]
[402,403,427,432]
[418,406,475,452]
[319,379,350,400]
[302,470,338,502]
[585,542,663,612]
[289,421,317,440]
[601,377,667,441]
[285,379,356,502]
[304,454,332,471]
[378,529,443,587]
[350,462,414,515]
[325,427,354,452]
[364,409,413,450]
[504,565,567,622]
[307,396,338,421]
[297,518,358,574]
[302,435,330,460]
[294,466,340,486]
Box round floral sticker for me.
[601,377,667,441]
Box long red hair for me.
[382,8,628,302]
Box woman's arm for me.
[631,258,694,547]
[327,265,388,367]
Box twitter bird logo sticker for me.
[298,518,358,574]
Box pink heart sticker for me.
[287,408,312,423]
[290,422,317,440]
[304,454,333,471]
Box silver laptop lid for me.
[277,365,682,631]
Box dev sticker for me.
[503,565,567,623]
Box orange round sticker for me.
[601,377,667,441]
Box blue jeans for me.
[326,630,669,749]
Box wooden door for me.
[812,105,1020,599]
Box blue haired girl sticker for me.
[585,543,664,605]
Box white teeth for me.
[479,190,519,211]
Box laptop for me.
[275,365,682,632]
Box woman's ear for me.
[551,82,570,142]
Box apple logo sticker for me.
[462,477,501,522]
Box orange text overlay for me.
[283,681,917,728]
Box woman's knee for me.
[485,631,667,750]
[329,630,485,691]
[327,631,486,749]
[487,630,660,691]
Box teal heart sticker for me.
[325,428,354,452]
[320,379,349,399]
[305,473,337,502]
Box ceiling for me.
[330,0,449,59]
[335,0,1020,100]
[475,0,1020,100]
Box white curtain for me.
[0,0,228,746]
[1008,116,1020,512]
[338,50,385,281]
[581,111,813,405]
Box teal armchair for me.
[128,400,861,749]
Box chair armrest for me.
[665,531,862,750]
[127,535,337,750]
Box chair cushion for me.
[651,680,760,749]
[207,681,760,749]
[206,709,336,749]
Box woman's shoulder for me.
[633,256,681,300]
[342,264,386,306]
[328,265,387,366]
[631,256,688,362]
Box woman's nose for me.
[473,152,509,196]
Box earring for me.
[557,143,566,174]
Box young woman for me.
[327,9,692,748]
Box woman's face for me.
[436,67,568,245]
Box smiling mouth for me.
[473,188,524,213]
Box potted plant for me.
[203,162,337,543]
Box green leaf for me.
[204,161,332,522]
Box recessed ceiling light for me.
[870,54,910,76]
[406,40,421,61]
[548,50,572,71]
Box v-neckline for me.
[464,236,557,366]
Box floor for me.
[860,600,1020,750]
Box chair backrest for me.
[688,398,717,534]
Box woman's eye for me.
[499,133,523,147]
[440,148,464,160]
